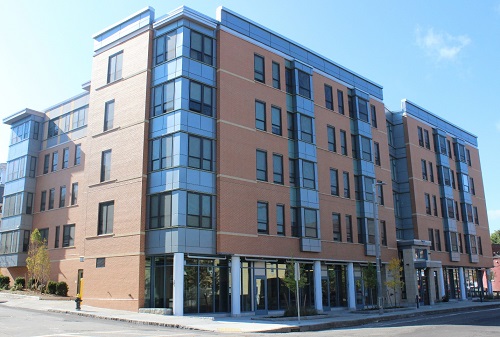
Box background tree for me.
[384,257,404,307]
[363,263,377,308]
[491,230,500,244]
[26,229,50,291]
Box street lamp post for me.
[373,180,386,315]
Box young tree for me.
[491,230,500,244]
[384,257,404,307]
[282,260,308,311]
[26,229,50,291]
[363,263,377,308]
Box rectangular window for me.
[287,112,296,139]
[297,70,311,98]
[327,126,336,152]
[391,157,397,181]
[340,130,347,155]
[425,193,431,215]
[451,169,456,189]
[71,183,78,205]
[371,104,378,128]
[358,99,369,123]
[188,135,212,171]
[254,54,265,82]
[255,101,266,131]
[343,171,350,198]
[189,81,213,116]
[381,220,387,246]
[107,51,123,83]
[300,115,313,143]
[429,162,434,182]
[478,236,483,255]
[271,106,282,135]
[187,193,212,228]
[421,159,428,180]
[374,142,380,166]
[26,192,33,214]
[387,122,394,146]
[473,206,479,224]
[466,149,471,166]
[443,167,451,186]
[96,258,106,268]
[61,148,69,169]
[435,230,441,251]
[418,127,424,147]
[98,201,114,235]
[150,135,173,171]
[256,150,267,181]
[337,90,344,115]
[54,226,60,248]
[360,136,371,161]
[151,81,175,117]
[40,190,47,211]
[149,193,172,229]
[330,168,339,196]
[257,202,268,234]
[302,160,315,189]
[345,215,353,243]
[154,30,177,65]
[190,31,213,65]
[428,229,435,250]
[433,195,438,216]
[332,212,341,242]
[470,177,475,195]
[304,208,318,238]
[100,150,112,182]
[368,220,376,244]
[291,207,299,237]
[71,107,87,130]
[39,228,49,244]
[48,188,55,210]
[47,118,59,138]
[104,100,115,131]
[455,201,460,221]
[60,114,70,133]
[59,185,66,208]
[447,140,452,158]
[276,204,285,235]
[74,144,81,166]
[272,61,280,89]
[377,182,384,206]
[458,233,463,253]
[289,159,297,187]
[324,84,333,110]
[273,154,284,184]
[470,235,477,254]
[51,151,58,172]
[43,154,50,174]
[424,130,430,149]
[62,224,75,247]
[357,218,365,243]
[351,135,358,159]
[285,67,294,94]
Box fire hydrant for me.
[75,294,82,311]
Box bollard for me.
[75,295,82,311]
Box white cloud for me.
[416,27,471,61]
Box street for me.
[1,305,500,336]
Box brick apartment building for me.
[0,6,493,315]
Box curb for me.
[48,309,207,332]
[35,302,500,333]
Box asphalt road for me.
[1,305,500,337]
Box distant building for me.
[0,5,493,315]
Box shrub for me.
[27,278,36,290]
[0,275,10,289]
[55,282,69,296]
[14,277,25,289]
[47,281,57,294]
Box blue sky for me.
[0,0,499,233]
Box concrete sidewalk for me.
[1,292,500,333]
